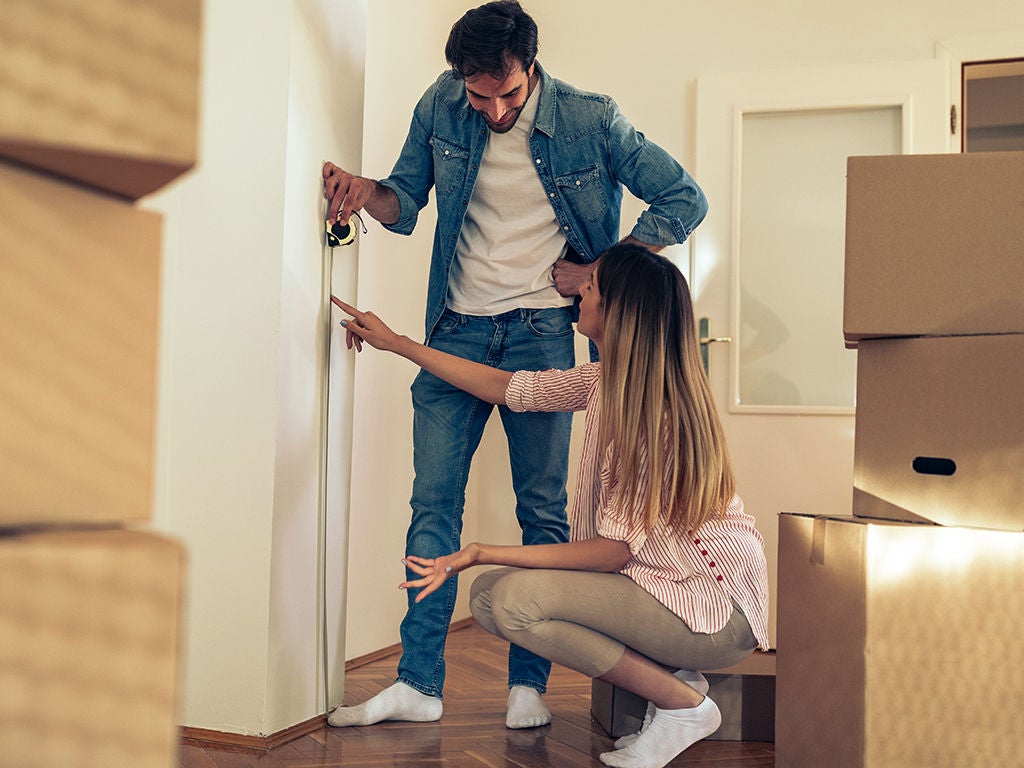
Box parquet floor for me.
[179,621,775,767]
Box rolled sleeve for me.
[597,509,648,555]
[377,86,439,236]
[378,178,421,235]
[606,99,708,247]
[505,364,599,413]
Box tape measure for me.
[326,211,366,248]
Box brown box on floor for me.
[591,651,775,742]
[776,512,1024,768]
[0,528,185,768]
[704,651,775,742]
[591,678,645,738]
[843,151,1024,346]
[0,0,201,199]
[0,161,162,528]
[853,334,1024,531]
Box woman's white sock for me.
[613,669,710,749]
[600,696,721,768]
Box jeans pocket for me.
[432,309,463,337]
[526,308,574,338]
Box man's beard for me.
[482,105,524,134]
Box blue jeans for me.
[397,306,575,699]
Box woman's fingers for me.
[331,295,358,315]
[402,558,432,576]
[399,556,455,603]
[331,296,369,350]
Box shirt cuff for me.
[504,370,532,412]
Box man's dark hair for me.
[444,1,539,80]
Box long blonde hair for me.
[596,244,735,534]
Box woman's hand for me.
[400,544,479,603]
[331,296,403,353]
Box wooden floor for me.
[179,622,775,767]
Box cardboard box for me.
[591,678,646,738]
[591,652,776,742]
[853,334,1024,531]
[705,652,775,742]
[0,0,201,199]
[776,512,1024,768]
[0,161,162,527]
[844,151,1024,344]
[0,528,185,768]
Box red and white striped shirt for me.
[506,363,770,650]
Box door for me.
[693,60,948,645]
[938,29,1024,153]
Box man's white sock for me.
[506,685,551,729]
[327,681,442,727]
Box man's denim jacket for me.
[378,61,708,340]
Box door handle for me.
[698,317,732,376]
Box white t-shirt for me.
[447,81,573,316]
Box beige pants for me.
[469,567,757,678]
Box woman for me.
[332,243,769,768]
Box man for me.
[324,0,707,730]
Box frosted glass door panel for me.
[737,107,900,409]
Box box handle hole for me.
[912,456,956,476]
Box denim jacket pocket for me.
[554,166,607,223]
[430,136,470,195]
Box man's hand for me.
[552,237,667,297]
[551,258,596,297]
[323,162,382,225]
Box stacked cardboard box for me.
[776,151,1024,768]
[0,2,200,766]
[0,0,201,200]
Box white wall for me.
[269,0,365,728]
[145,0,366,736]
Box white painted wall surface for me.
[269,0,365,730]
[145,0,365,736]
